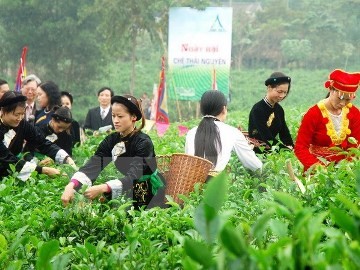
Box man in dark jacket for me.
[83,87,115,132]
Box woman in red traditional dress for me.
[295,69,360,171]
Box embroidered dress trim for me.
[46,133,58,143]
[202,115,220,121]
[111,141,126,161]
[138,169,164,195]
[317,100,351,145]
[266,112,275,127]
[263,97,273,108]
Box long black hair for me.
[38,81,61,110]
[52,106,73,124]
[194,90,227,166]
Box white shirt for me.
[185,121,263,172]
[100,106,111,119]
[25,102,35,121]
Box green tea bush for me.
[0,107,359,269]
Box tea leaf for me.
[273,191,303,213]
[36,240,60,270]
[194,203,221,243]
[203,173,228,215]
[330,207,359,240]
[220,223,246,256]
[0,234,7,252]
[251,210,274,243]
[184,238,214,268]
[269,219,288,238]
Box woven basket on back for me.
[157,153,213,204]
[156,154,172,181]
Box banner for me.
[15,46,28,92]
[168,7,232,101]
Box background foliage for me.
[0,0,359,123]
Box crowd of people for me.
[1,68,360,209]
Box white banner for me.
[168,7,233,100]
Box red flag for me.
[178,125,189,136]
[15,46,28,92]
[156,56,169,124]
[212,66,218,90]
[155,122,169,137]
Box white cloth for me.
[329,112,342,135]
[55,149,69,164]
[185,121,263,172]
[45,133,58,143]
[100,106,110,120]
[71,171,92,187]
[111,142,126,161]
[106,179,123,199]
[18,161,37,181]
[3,129,16,148]
[98,125,113,133]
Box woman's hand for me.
[66,157,78,170]
[42,167,60,176]
[61,182,75,206]
[306,162,326,175]
[39,157,54,166]
[84,184,109,200]
[311,162,324,169]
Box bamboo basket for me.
[156,154,172,181]
[156,153,213,204]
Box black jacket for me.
[83,107,114,131]
[248,99,293,152]
[0,120,63,178]
[25,123,73,156]
[75,131,164,208]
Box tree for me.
[82,0,210,94]
[231,5,260,69]
[0,0,103,91]
[281,39,312,68]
